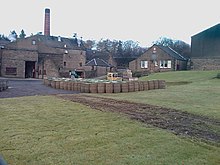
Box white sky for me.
[0,0,219,47]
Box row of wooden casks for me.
[44,79,166,93]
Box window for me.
[160,60,172,68]
[32,40,36,45]
[141,61,148,68]
[6,67,17,75]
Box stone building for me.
[191,23,220,70]
[0,8,86,78]
[0,35,86,78]
[85,50,117,77]
[129,44,187,74]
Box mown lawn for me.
[94,70,220,120]
[0,96,220,165]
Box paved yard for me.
[0,78,78,98]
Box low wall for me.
[44,78,166,93]
[0,80,8,92]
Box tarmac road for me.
[0,78,78,98]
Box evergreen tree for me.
[19,29,26,38]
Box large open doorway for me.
[25,61,36,78]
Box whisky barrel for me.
[158,80,166,89]
[59,81,64,89]
[121,82,129,93]
[51,80,56,88]
[148,80,154,90]
[128,81,134,92]
[143,81,149,90]
[139,81,144,91]
[80,83,85,93]
[84,83,90,93]
[105,82,113,93]
[90,83,98,93]
[134,81,139,91]
[97,83,105,93]
[77,82,82,91]
[153,80,159,89]
[113,83,121,93]
[73,81,78,91]
[64,81,68,90]
[68,81,72,90]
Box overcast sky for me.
[1,0,219,46]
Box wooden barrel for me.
[59,81,64,89]
[77,82,82,91]
[80,83,86,93]
[73,81,78,91]
[128,81,134,92]
[105,82,113,93]
[90,83,98,93]
[64,81,68,90]
[71,81,75,91]
[148,80,154,90]
[154,80,159,89]
[143,81,149,90]
[48,79,52,86]
[51,80,56,88]
[139,81,144,91]
[68,81,72,90]
[134,81,139,91]
[121,82,129,93]
[84,83,90,93]
[113,83,121,93]
[158,80,166,89]
[97,83,105,93]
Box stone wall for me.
[191,58,220,70]
[129,46,176,73]
[1,49,38,78]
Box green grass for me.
[0,96,220,165]
[93,70,220,119]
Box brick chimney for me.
[44,8,50,36]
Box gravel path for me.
[0,78,78,98]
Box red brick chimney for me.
[44,8,50,36]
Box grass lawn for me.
[0,96,220,165]
[93,70,220,120]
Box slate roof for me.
[157,45,187,61]
[86,50,110,62]
[0,39,10,47]
[85,58,111,67]
[33,35,86,50]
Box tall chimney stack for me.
[44,8,50,36]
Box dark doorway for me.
[25,61,36,78]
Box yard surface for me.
[58,94,220,144]
[0,70,220,164]
[0,96,220,165]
